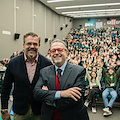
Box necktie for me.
[52,69,63,120]
[57,69,62,82]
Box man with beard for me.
[1,32,52,120]
[33,39,89,120]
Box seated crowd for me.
[66,27,120,116]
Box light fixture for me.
[60,27,63,31]
[56,3,120,9]
[16,7,19,9]
[62,9,120,14]
[65,24,68,27]
[74,13,119,18]
[33,14,36,17]
[47,0,73,3]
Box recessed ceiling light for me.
[47,0,73,3]
[62,9,120,14]
[56,3,120,9]
[74,13,117,18]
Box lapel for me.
[32,54,41,85]
[59,62,72,89]
[20,53,30,84]
[48,65,56,90]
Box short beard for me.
[27,54,36,59]
[27,48,37,60]
[52,54,66,67]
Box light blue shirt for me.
[55,61,67,99]
[55,61,67,76]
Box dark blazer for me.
[1,53,52,115]
[34,62,89,120]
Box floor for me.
[88,97,120,120]
[88,105,120,120]
[0,98,120,120]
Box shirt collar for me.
[24,53,38,63]
[55,61,67,75]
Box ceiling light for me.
[74,13,117,18]
[67,11,117,15]
[62,9,120,14]
[47,0,73,3]
[56,3,120,9]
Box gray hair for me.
[50,39,67,49]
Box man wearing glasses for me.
[1,32,52,120]
[34,39,89,120]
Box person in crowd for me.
[101,61,120,117]
[33,39,89,120]
[10,51,18,59]
[19,49,24,54]
[1,32,52,120]
[84,61,102,113]
[16,51,19,56]
[1,58,10,67]
[0,61,7,86]
[46,50,52,61]
[0,59,9,87]
[0,61,7,72]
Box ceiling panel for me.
[39,0,120,18]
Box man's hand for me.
[1,112,11,120]
[42,85,48,90]
[60,87,81,101]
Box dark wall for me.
[73,17,120,28]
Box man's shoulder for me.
[68,62,84,70]
[66,63,86,76]
[41,64,53,71]
[38,53,52,63]
[9,53,23,63]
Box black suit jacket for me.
[1,53,52,115]
[34,62,89,120]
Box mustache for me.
[28,48,37,52]
[53,54,62,58]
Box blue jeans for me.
[102,88,117,108]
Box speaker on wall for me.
[70,19,72,22]
[60,27,63,31]
[53,34,57,38]
[14,33,20,40]
[79,25,82,28]
[88,18,90,21]
[107,17,110,20]
[45,38,48,43]
[65,24,68,27]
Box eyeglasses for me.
[25,42,39,47]
[50,48,66,54]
